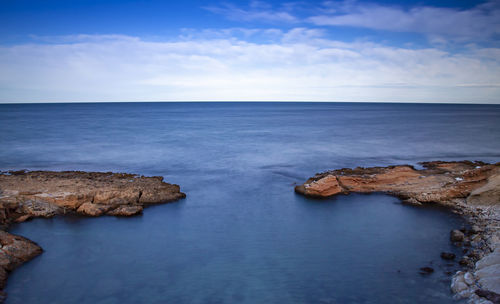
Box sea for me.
[1,102,499,303]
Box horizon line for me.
[1,100,500,105]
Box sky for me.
[0,0,499,103]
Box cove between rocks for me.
[295,160,500,304]
[1,161,499,303]
[0,170,186,302]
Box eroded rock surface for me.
[296,161,500,303]
[0,170,186,301]
[295,161,498,205]
[0,170,186,224]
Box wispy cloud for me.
[1,32,499,103]
[204,1,298,23]
[205,1,500,44]
[309,0,500,42]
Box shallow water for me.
[1,102,500,303]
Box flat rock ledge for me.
[0,170,186,301]
[295,161,500,304]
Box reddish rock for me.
[76,203,112,216]
[0,231,42,270]
[295,161,499,205]
[0,170,186,223]
[107,205,143,216]
[53,193,93,209]
[296,175,343,197]
[0,231,42,289]
[13,214,31,223]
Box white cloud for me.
[0,32,499,103]
[205,1,500,43]
[204,1,298,23]
[309,0,500,42]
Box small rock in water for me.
[467,250,481,260]
[451,229,465,242]
[459,257,472,267]
[419,267,434,275]
[441,252,456,260]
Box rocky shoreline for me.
[295,161,500,304]
[1,163,498,303]
[0,170,186,301]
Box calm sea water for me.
[1,102,500,304]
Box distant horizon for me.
[1,0,499,104]
[1,100,499,105]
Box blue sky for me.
[0,0,499,103]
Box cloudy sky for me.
[1,0,499,103]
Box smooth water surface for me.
[1,102,500,303]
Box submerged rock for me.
[419,267,434,274]
[441,252,456,260]
[451,230,465,242]
[460,256,473,267]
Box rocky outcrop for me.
[0,170,186,301]
[0,231,43,301]
[295,161,498,205]
[296,161,500,304]
[0,170,186,225]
